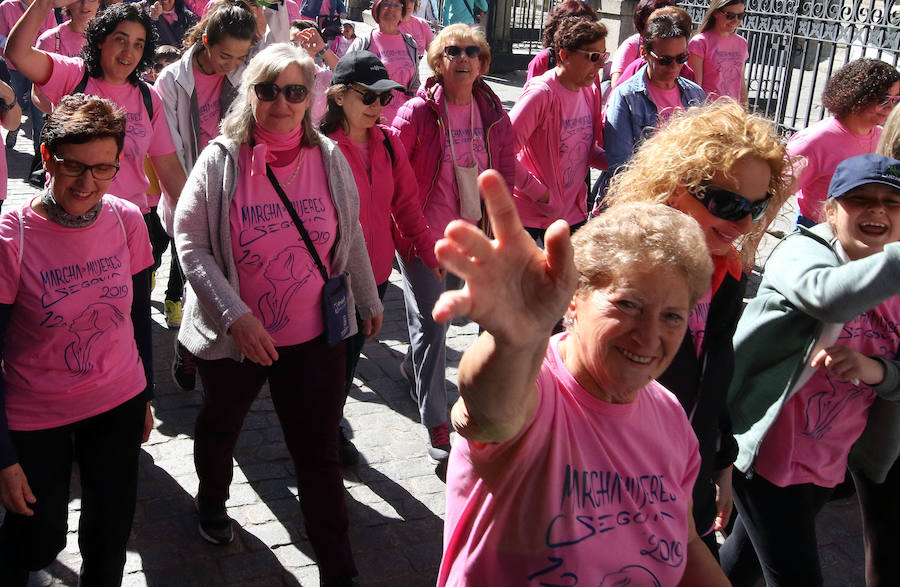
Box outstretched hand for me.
[432,170,577,346]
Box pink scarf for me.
[251,124,303,178]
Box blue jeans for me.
[397,254,462,429]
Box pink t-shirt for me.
[38,54,177,214]
[192,65,225,151]
[646,79,685,126]
[229,144,338,346]
[0,196,152,430]
[440,333,701,586]
[331,34,353,58]
[688,31,748,102]
[310,64,333,127]
[557,83,592,222]
[36,22,86,58]
[754,297,900,487]
[0,0,58,70]
[611,32,641,76]
[431,101,488,238]
[398,16,432,57]
[787,116,882,222]
[368,31,415,123]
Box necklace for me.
[195,47,213,76]
[282,148,304,187]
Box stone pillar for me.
[597,0,638,52]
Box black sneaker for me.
[427,422,451,464]
[338,427,360,467]
[195,497,234,545]
[172,339,197,391]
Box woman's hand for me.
[142,402,154,443]
[149,0,163,19]
[712,465,733,532]
[432,170,577,346]
[811,345,885,386]
[229,312,279,365]
[362,312,383,340]
[0,463,36,516]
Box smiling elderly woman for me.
[174,43,382,585]
[432,170,729,586]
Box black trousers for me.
[0,393,145,586]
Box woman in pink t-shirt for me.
[6,0,187,215]
[787,58,900,225]
[0,94,154,585]
[431,175,729,586]
[398,0,432,58]
[511,18,607,236]
[348,0,419,123]
[688,0,749,104]
[321,50,439,465]
[174,45,382,581]
[391,23,515,472]
[608,0,673,86]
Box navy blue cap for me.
[828,153,900,199]
[331,50,404,92]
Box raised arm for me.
[433,170,577,443]
[5,0,62,85]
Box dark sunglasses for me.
[350,86,393,106]
[718,8,746,20]
[880,94,900,107]
[574,49,609,63]
[444,45,481,59]
[254,82,309,103]
[648,50,690,66]
[688,183,772,222]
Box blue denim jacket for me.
[603,64,706,174]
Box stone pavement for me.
[1,51,866,587]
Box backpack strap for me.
[16,207,23,267]
[107,198,128,242]
[380,126,395,167]
[72,68,90,95]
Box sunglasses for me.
[880,94,900,107]
[52,154,120,180]
[648,50,690,66]
[350,86,394,106]
[574,49,609,63]
[688,184,772,222]
[254,82,309,103]
[718,8,746,20]
[444,45,481,59]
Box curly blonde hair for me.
[604,99,791,264]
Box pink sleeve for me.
[420,18,433,45]
[146,88,176,157]
[0,3,19,36]
[0,209,21,304]
[35,28,55,52]
[286,0,301,22]
[688,34,708,58]
[610,34,639,75]
[786,130,816,194]
[117,199,154,274]
[385,129,438,269]
[526,50,549,82]
[36,53,85,103]
[509,85,549,200]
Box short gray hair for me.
[220,43,320,147]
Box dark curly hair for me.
[634,0,676,36]
[822,58,900,119]
[82,3,157,85]
[42,93,127,156]
[554,18,607,53]
[541,0,598,49]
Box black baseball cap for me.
[331,50,404,92]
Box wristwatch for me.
[315,46,328,59]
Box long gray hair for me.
[220,43,320,147]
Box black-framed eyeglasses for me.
[688,183,772,222]
[718,8,746,20]
[880,94,900,107]
[574,49,609,63]
[648,50,690,66]
[350,86,394,106]
[52,154,120,180]
[254,82,309,104]
[443,45,481,59]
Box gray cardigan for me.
[174,134,383,361]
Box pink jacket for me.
[391,76,516,258]
[510,70,606,229]
[330,124,438,284]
